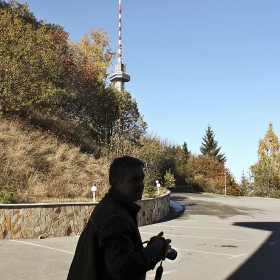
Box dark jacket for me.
[67,187,160,280]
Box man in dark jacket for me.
[67,156,170,280]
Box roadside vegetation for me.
[1,1,279,203]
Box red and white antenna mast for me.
[109,0,130,91]
[118,0,122,63]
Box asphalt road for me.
[1,193,280,280]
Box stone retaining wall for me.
[136,191,170,226]
[0,191,170,239]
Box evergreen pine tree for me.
[182,141,191,162]
[200,125,227,164]
[239,171,253,196]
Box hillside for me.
[0,116,109,203]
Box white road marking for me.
[10,240,74,254]
[150,224,247,231]
[228,254,247,259]
[148,223,280,233]
[153,219,280,223]
[140,231,265,243]
[178,248,246,259]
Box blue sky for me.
[20,0,280,182]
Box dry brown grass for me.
[0,116,109,203]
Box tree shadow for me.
[170,194,191,202]
[227,222,280,279]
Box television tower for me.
[109,0,130,91]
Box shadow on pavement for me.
[227,222,280,280]
[169,194,190,202]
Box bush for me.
[143,173,156,198]
[0,180,16,204]
[164,169,175,188]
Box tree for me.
[188,154,238,195]
[0,1,146,154]
[250,123,280,198]
[200,125,227,164]
[132,136,192,186]
[164,169,176,188]
[81,87,147,143]
[0,1,66,113]
[62,29,146,144]
[69,28,114,83]
[239,171,253,196]
[182,142,191,162]
[132,135,168,181]
[171,142,192,185]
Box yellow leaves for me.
[257,122,280,158]
[251,123,280,197]
[70,28,115,82]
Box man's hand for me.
[150,232,171,260]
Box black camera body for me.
[148,236,177,261]
[166,247,177,260]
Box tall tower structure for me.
[109,0,130,91]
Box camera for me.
[166,247,177,260]
[147,236,177,260]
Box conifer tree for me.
[182,142,191,162]
[239,171,253,196]
[200,125,227,164]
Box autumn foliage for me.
[0,1,243,203]
[250,123,280,198]
[188,155,239,196]
[0,1,146,152]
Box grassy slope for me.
[0,116,108,203]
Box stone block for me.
[66,206,73,215]
[54,228,60,237]
[4,216,11,231]
[55,207,61,214]
[44,208,52,216]
[66,226,72,236]
[67,213,74,220]
[59,222,66,231]
[52,217,59,223]
[34,226,41,233]
[25,230,33,239]
[11,213,20,224]
[25,209,32,217]
[49,212,59,219]
[35,207,42,216]
[52,220,58,229]
[12,225,21,235]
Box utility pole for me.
[224,172,227,196]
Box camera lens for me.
[166,248,177,260]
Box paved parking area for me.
[1,193,280,280]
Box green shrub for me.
[164,169,175,188]
[0,180,16,204]
[143,173,156,198]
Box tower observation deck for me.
[109,62,130,91]
[109,0,130,91]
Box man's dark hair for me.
[109,156,144,186]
